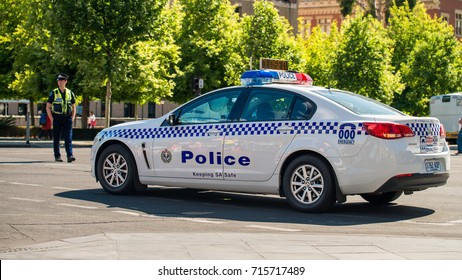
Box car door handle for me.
[207,129,222,136]
[277,126,294,133]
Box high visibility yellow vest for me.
[51,88,73,115]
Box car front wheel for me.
[283,155,335,212]
[97,144,144,195]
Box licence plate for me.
[425,159,441,172]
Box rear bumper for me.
[374,172,450,193]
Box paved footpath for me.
[1,232,462,260]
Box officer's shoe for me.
[67,156,76,163]
[55,157,63,162]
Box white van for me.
[430,93,462,141]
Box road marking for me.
[9,197,44,203]
[247,225,301,232]
[9,182,42,187]
[125,212,224,224]
[182,212,214,215]
[113,210,141,216]
[400,220,460,226]
[177,218,225,224]
[56,203,98,210]
[52,187,78,191]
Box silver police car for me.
[91,69,450,212]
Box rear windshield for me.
[319,89,405,116]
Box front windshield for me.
[320,89,405,116]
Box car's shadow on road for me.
[55,186,435,226]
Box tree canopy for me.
[1,0,461,123]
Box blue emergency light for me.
[240,70,313,86]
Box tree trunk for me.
[81,96,89,128]
[134,103,139,120]
[105,80,112,128]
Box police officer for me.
[46,73,77,162]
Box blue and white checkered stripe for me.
[101,121,368,139]
[406,122,440,136]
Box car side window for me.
[178,90,240,125]
[239,89,294,122]
[290,97,315,120]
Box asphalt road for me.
[0,145,461,259]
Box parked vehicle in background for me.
[430,93,462,143]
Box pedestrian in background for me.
[46,73,77,163]
[38,111,52,140]
[457,117,462,155]
[88,111,96,129]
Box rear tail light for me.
[439,124,446,139]
[363,122,414,139]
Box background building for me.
[230,0,299,34]
[298,0,462,38]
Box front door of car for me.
[152,89,242,180]
[223,88,314,181]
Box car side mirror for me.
[168,114,177,126]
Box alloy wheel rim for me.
[103,153,128,188]
[290,164,324,204]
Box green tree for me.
[332,13,403,104]
[173,0,245,103]
[0,0,19,100]
[98,2,182,119]
[298,22,340,87]
[46,0,168,127]
[1,0,66,125]
[242,0,303,71]
[388,3,462,115]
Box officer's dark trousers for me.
[52,114,73,159]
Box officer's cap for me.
[57,73,69,80]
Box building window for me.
[18,104,27,116]
[456,11,462,36]
[148,102,156,118]
[441,13,449,24]
[318,18,331,34]
[101,101,105,117]
[124,103,135,118]
[0,103,7,115]
[235,5,242,16]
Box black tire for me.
[283,155,336,212]
[97,144,145,195]
[361,191,403,205]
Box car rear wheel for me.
[360,191,403,205]
[97,144,145,194]
[283,155,335,212]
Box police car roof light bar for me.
[240,70,313,86]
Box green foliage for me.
[0,116,16,129]
[332,13,403,104]
[299,23,340,87]
[388,2,462,115]
[1,0,461,120]
[106,2,182,104]
[242,0,303,71]
[46,0,169,102]
[1,0,54,102]
[173,0,245,103]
